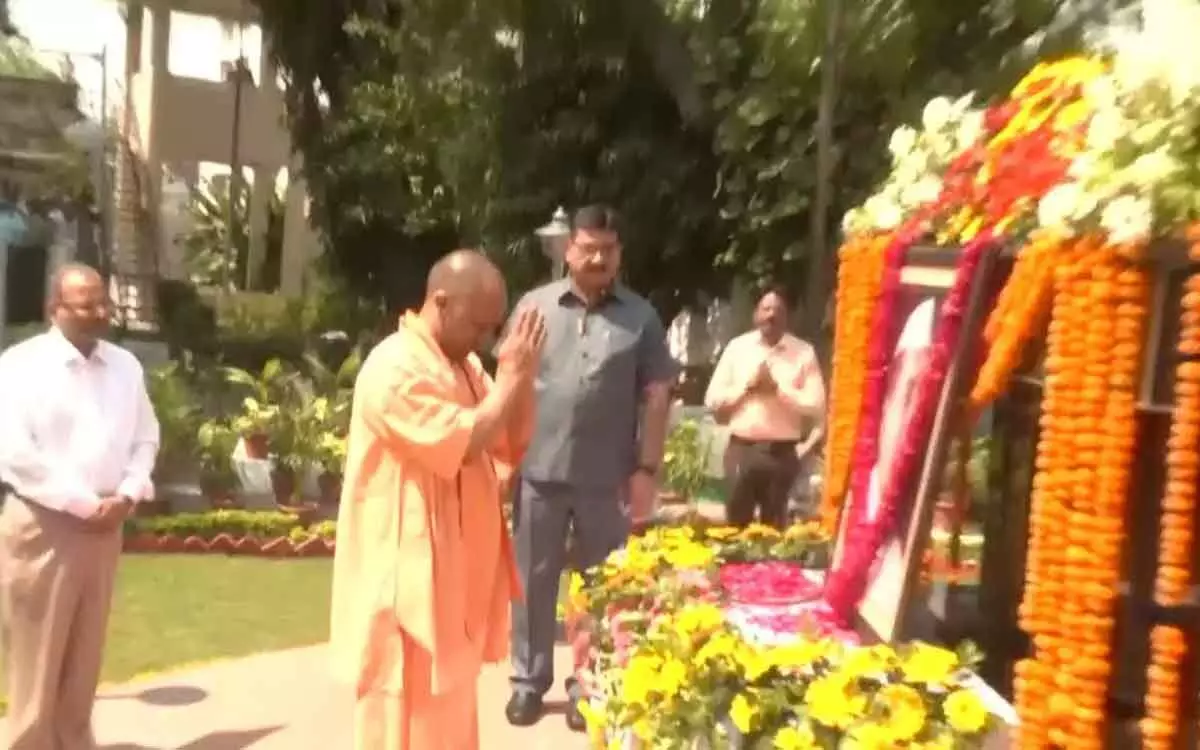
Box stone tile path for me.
[3,645,588,750]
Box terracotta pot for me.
[182,535,210,553]
[243,433,270,460]
[232,535,261,555]
[260,536,293,557]
[294,536,328,557]
[208,533,237,554]
[318,472,343,505]
[271,468,297,504]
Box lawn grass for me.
[104,555,333,682]
[1,555,332,703]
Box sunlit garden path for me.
[6,644,586,750]
[0,555,589,748]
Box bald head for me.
[48,262,109,353]
[425,249,504,301]
[421,249,508,361]
[49,263,104,306]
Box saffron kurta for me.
[330,313,531,750]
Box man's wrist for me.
[633,462,659,477]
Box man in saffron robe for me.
[329,249,546,750]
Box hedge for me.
[124,510,334,540]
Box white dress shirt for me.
[0,328,160,518]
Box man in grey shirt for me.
[504,205,677,731]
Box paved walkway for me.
[4,645,588,750]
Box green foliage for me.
[196,418,239,489]
[254,0,1118,332]
[125,510,301,540]
[663,419,712,503]
[178,176,285,291]
[146,362,203,477]
[124,510,338,542]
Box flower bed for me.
[122,510,337,557]
[571,524,1000,747]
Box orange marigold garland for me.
[819,234,888,532]
[1013,239,1148,749]
[970,232,1062,412]
[1140,230,1200,750]
[1013,241,1085,748]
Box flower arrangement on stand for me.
[572,523,1001,749]
[581,599,997,749]
[817,2,1200,747]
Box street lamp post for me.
[535,206,570,280]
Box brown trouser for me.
[724,436,800,529]
[0,494,122,750]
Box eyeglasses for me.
[572,242,619,257]
[58,300,111,315]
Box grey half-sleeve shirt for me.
[509,279,678,490]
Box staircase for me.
[109,103,160,333]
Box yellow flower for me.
[728,691,761,734]
[839,644,895,679]
[739,523,781,540]
[943,689,989,734]
[663,541,716,569]
[841,722,905,749]
[805,673,866,730]
[620,653,662,707]
[658,657,688,699]
[695,631,740,664]
[875,683,927,741]
[704,525,739,540]
[577,698,606,729]
[764,639,828,674]
[900,643,959,684]
[773,724,817,750]
[672,603,725,639]
[738,646,774,682]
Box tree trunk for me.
[803,0,845,351]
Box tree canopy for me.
[253,0,1121,334]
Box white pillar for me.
[259,34,277,91]
[245,165,275,289]
[279,166,317,296]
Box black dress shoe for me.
[565,698,587,732]
[505,692,543,726]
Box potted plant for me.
[303,346,362,434]
[230,398,280,459]
[268,404,319,522]
[196,419,240,508]
[662,419,712,509]
[315,430,347,505]
[222,358,299,458]
[146,361,202,485]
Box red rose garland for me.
[825,233,994,622]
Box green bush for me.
[124,510,341,542]
[125,510,301,540]
[309,520,337,539]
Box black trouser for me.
[725,436,800,529]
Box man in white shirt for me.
[0,263,159,750]
[704,287,825,528]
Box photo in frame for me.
[829,248,1002,643]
